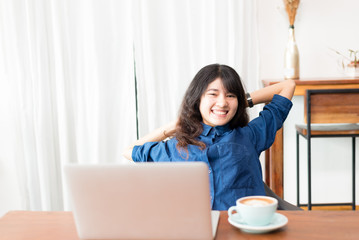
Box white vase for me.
[284,25,300,79]
[344,63,359,78]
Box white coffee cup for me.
[228,196,278,226]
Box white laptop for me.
[64,162,219,240]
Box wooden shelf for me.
[262,77,359,198]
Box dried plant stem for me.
[284,0,300,26]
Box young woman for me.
[123,64,296,210]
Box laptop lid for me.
[64,162,217,240]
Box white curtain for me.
[134,0,260,135]
[0,0,136,211]
[0,0,259,212]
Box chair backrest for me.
[304,88,359,124]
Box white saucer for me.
[228,212,288,234]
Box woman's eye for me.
[227,94,236,98]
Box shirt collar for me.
[201,123,231,137]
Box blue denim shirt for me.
[132,94,292,210]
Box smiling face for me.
[199,78,238,127]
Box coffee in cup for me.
[228,196,278,226]
[240,197,274,206]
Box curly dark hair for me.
[174,64,249,154]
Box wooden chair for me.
[263,182,302,210]
[295,88,359,210]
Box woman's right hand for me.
[122,119,178,161]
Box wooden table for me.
[262,77,359,198]
[1,210,359,239]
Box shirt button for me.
[208,170,212,174]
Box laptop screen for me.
[64,162,217,240]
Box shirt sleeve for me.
[132,141,172,162]
[247,94,293,153]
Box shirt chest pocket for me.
[216,143,254,190]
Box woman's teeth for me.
[212,110,227,115]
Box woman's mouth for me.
[211,109,228,116]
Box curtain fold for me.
[0,0,259,212]
[1,0,137,211]
[133,0,260,136]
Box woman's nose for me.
[216,95,228,107]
